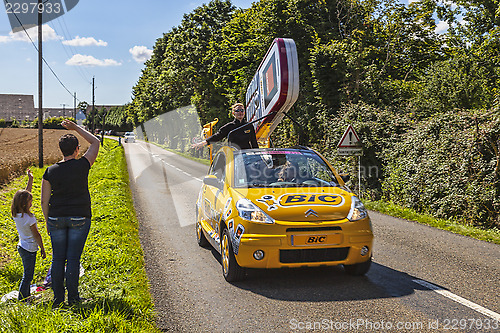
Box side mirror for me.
[203,175,223,190]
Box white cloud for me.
[62,36,108,47]
[0,24,61,43]
[129,45,153,63]
[435,20,450,34]
[0,27,109,50]
[66,54,122,67]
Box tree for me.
[78,101,89,115]
[129,0,236,126]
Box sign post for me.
[245,38,299,146]
[337,125,363,196]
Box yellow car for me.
[196,146,373,282]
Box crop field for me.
[0,128,90,184]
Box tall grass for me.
[0,139,159,332]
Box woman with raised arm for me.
[41,119,100,307]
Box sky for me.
[0,0,418,109]
[0,0,255,108]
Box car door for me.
[202,152,226,241]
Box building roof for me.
[0,94,123,122]
[0,94,36,121]
[36,107,76,119]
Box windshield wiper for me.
[242,183,269,188]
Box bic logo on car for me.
[307,236,326,244]
[279,194,343,207]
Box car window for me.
[209,153,226,181]
[234,150,338,188]
[305,155,336,183]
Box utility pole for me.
[37,0,43,168]
[92,76,95,133]
[101,107,106,146]
[73,92,77,119]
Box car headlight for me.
[236,198,274,224]
[347,196,368,221]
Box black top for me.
[43,157,92,218]
[206,118,258,149]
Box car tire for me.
[196,214,210,248]
[221,228,245,282]
[344,256,372,276]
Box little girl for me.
[11,169,46,301]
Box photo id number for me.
[443,318,499,330]
[5,2,62,15]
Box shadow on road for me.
[210,248,427,302]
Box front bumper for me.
[233,217,373,269]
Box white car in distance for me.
[124,132,136,143]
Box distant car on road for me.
[124,132,135,143]
[196,146,373,282]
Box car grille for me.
[280,247,349,263]
[286,226,342,232]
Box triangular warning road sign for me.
[338,125,362,148]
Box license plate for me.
[290,234,342,246]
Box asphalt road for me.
[123,140,500,333]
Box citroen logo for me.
[305,209,319,217]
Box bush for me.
[43,116,64,129]
[317,102,413,199]
[382,111,500,228]
[311,102,499,229]
[411,56,498,117]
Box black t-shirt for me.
[206,118,258,149]
[43,157,92,218]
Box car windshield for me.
[233,149,339,188]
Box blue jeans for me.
[47,216,91,305]
[17,246,37,300]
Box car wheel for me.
[221,228,245,282]
[344,256,372,276]
[196,214,209,248]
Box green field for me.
[0,140,159,332]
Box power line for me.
[4,0,83,103]
[53,18,89,83]
[60,14,93,81]
[52,15,93,84]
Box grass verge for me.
[0,139,160,332]
[364,199,500,245]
